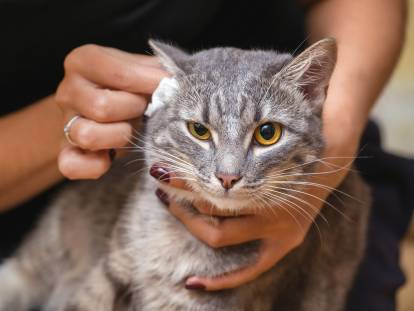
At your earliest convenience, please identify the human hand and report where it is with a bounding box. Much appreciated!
[149,113,361,291]
[56,45,169,179]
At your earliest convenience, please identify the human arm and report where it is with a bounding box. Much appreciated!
[308,0,407,154]
[0,46,167,212]
[0,96,63,212]
[158,0,407,290]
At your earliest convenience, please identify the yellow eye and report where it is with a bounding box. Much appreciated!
[188,122,211,140]
[254,122,282,146]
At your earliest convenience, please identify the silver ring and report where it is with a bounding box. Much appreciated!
[64,115,81,146]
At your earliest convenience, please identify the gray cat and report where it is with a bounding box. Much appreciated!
[0,38,370,311]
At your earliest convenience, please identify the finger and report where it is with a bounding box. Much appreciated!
[64,45,169,94]
[103,47,162,68]
[166,197,268,248]
[149,164,190,190]
[67,117,133,151]
[57,76,149,123]
[185,239,286,291]
[58,146,112,180]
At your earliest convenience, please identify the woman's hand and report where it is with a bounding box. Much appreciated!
[55,44,168,179]
[169,0,402,293]
[149,110,361,291]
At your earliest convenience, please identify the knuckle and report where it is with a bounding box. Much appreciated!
[195,204,210,215]
[64,44,98,71]
[81,43,100,54]
[206,230,224,248]
[119,123,133,142]
[291,233,305,248]
[90,93,111,122]
[111,68,133,90]
[58,156,77,180]
[91,159,110,179]
[55,80,71,106]
[64,48,83,72]
[76,124,97,149]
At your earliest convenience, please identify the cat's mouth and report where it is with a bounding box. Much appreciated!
[165,175,262,212]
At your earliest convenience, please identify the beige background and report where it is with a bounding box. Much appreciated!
[370,2,414,310]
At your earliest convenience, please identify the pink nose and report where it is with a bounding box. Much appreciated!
[215,173,242,189]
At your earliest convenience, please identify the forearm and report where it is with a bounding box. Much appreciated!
[0,96,64,211]
[306,0,406,137]
[0,162,61,211]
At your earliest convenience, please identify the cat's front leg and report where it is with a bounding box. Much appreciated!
[63,246,134,311]
[0,259,46,311]
[62,259,120,311]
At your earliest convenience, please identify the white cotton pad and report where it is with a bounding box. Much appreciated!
[144,77,179,117]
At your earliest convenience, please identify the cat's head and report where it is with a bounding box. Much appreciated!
[144,39,336,211]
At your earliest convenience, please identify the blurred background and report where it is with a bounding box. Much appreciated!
[371,1,414,310]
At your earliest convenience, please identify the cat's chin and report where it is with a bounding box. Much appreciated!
[196,188,255,212]
[161,184,254,213]
[205,194,253,212]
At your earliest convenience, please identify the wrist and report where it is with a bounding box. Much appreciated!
[322,98,368,152]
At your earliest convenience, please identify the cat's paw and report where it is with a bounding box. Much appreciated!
[0,260,38,311]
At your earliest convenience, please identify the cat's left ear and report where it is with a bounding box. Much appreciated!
[277,38,337,113]
[149,39,189,75]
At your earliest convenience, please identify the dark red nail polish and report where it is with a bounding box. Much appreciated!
[155,189,170,206]
[150,164,170,183]
[109,149,116,163]
[185,283,206,291]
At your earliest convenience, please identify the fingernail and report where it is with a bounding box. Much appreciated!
[150,164,170,183]
[109,149,116,163]
[185,282,206,291]
[155,189,170,206]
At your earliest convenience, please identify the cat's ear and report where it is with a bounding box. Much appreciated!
[149,39,189,75]
[277,38,337,113]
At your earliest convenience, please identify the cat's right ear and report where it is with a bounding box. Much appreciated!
[149,40,189,75]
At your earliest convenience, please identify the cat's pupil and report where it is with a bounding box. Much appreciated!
[260,123,275,140]
[194,123,208,136]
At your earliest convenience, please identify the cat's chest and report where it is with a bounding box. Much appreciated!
[124,182,206,282]
[123,179,258,285]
